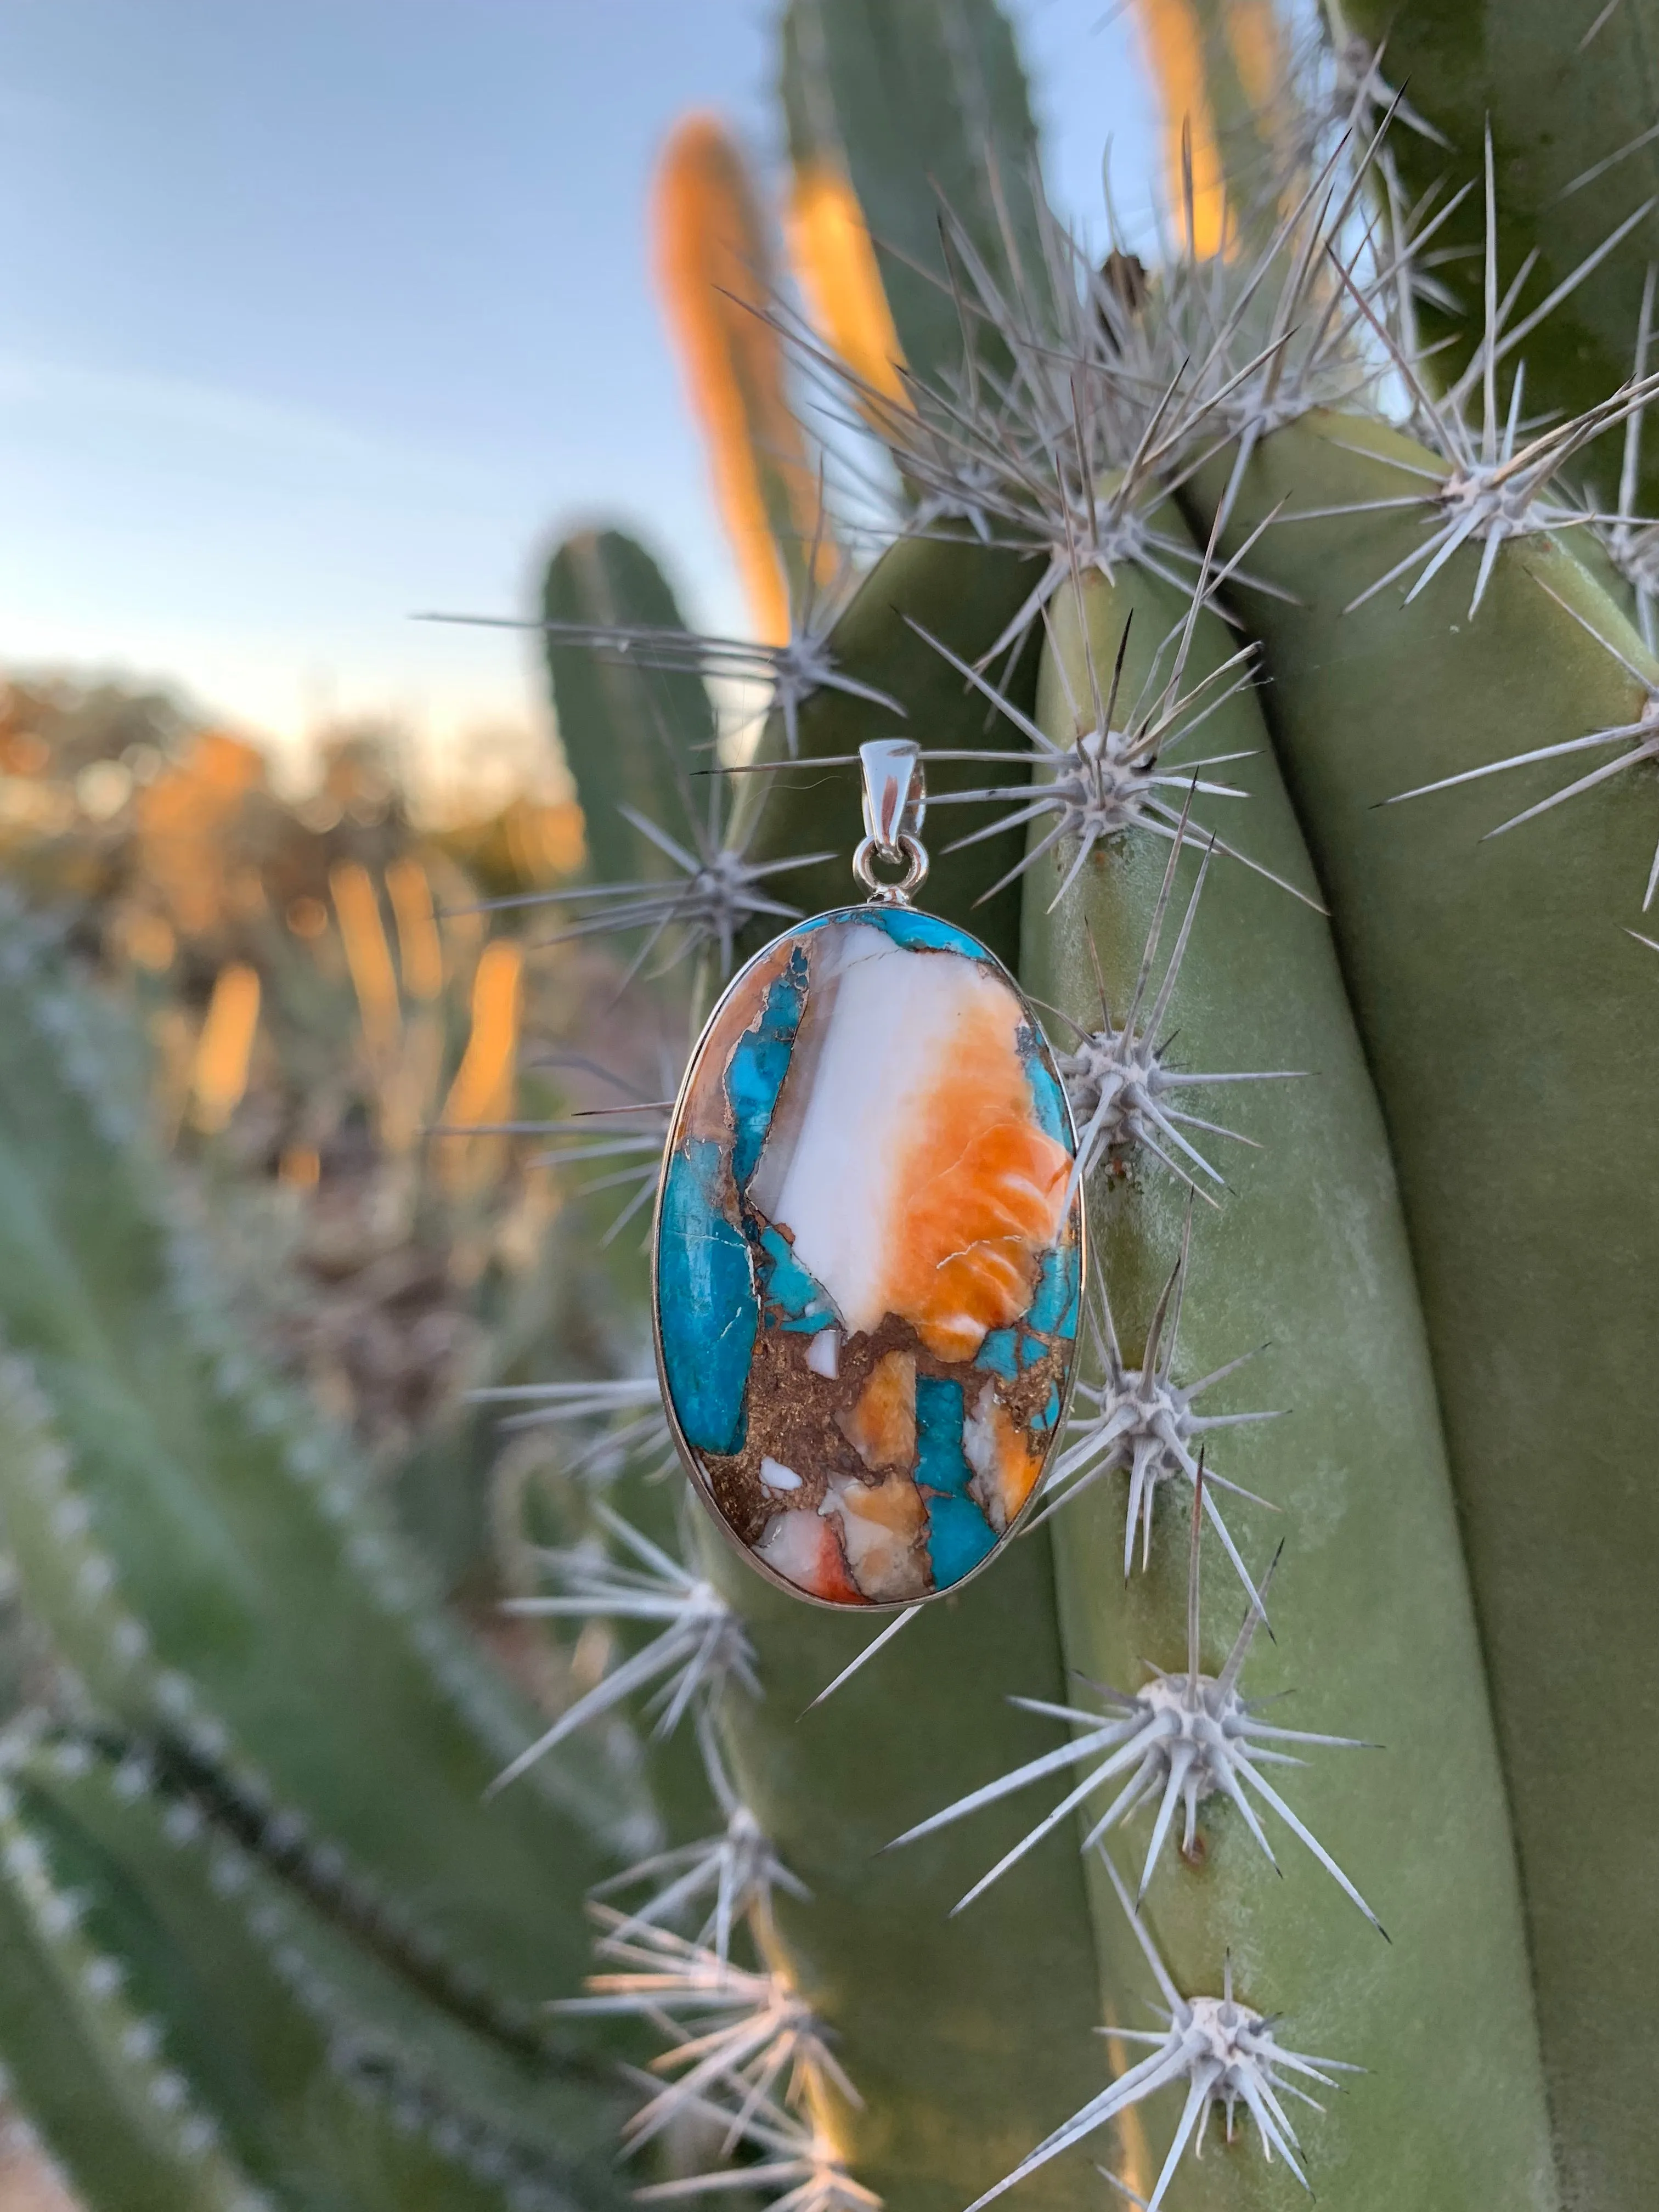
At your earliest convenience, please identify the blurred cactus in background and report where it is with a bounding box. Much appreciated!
[3,1,1659,2209]
[0,676,591,1492]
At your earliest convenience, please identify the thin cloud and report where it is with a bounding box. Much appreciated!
[0,349,500,492]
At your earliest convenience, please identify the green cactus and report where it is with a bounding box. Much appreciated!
[1333,0,1659,518]
[11,3,1659,2210]
[497,5,1659,2210]
[0,904,651,2203]
[7,1729,630,2209]
[1177,408,1659,2208]
[777,0,1047,388]
[541,530,718,891]
[1023,538,1555,2209]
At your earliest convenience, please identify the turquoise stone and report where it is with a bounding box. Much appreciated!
[758,1226,839,1333]
[655,906,1084,1608]
[916,1378,1003,1589]
[859,907,973,955]
[975,1329,1022,1381]
[923,1492,1003,1585]
[1023,1037,1072,1147]
[1028,1243,1081,1339]
[915,1377,970,1492]
[726,950,808,1190]
[657,1139,757,1455]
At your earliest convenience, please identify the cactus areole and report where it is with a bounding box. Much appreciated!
[652,742,1085,1607]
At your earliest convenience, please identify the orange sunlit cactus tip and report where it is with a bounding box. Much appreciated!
[190,963,261,1135]
[652,112,827,644]
[1131,0,1228,258]
[787,164,909,408]
[385,856,444,1003]
[438,938,524,1189]
[329,861,402,1059]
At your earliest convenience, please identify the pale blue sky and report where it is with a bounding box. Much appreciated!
[0,1,1158,787]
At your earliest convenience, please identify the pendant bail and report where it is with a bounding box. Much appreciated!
[854,740,929,905]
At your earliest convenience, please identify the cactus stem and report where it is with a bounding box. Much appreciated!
[492,1504,758,1795]
[766,289,1005,544]
[1600,273,1659,650]
[975,467,1249,673]
[1383,573,1659,905]
[631,2083,879,2210]
[1556,111,1659,201]
[775,160,1352,605]
[970,362,1311,670]
[890,1471,1378,1927]
[1323,25,1449,150]
[969,1853,1357,2212]
[1578,0,1628,51]
[1029,1212,1282,1609]
[0,1776,268,2200]
[29,1741,592,2200]
[590,1717,809,1967]
[1443,126,1657,425]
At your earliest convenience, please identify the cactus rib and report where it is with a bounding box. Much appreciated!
[591,1718,810,1967]
[1382,573,1659,906]
[1182,399,1659,2206]
[1026,522,1556,2209]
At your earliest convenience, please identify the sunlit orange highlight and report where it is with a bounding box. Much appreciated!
[441,938,524,1138]
[881,992,1070,1362]
[1132,0,1228,258]
[122,912,176,973]
[1227,0,1285,115]
[653,114,826,643]
[279,1145,321,1190]
[787,165,909,408]
[329,861,402,1058]
[385,856,444,1002]
[189,963,261,1134]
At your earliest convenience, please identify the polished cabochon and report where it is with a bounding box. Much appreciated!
[652,904,1085,1609]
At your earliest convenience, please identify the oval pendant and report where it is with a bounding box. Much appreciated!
[653,902,1085,1609]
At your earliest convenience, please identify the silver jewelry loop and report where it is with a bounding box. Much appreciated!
[856,738,929,905]
[853,832,929,904]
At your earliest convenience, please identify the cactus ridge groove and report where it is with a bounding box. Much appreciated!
[1029,1209,1283,1594]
